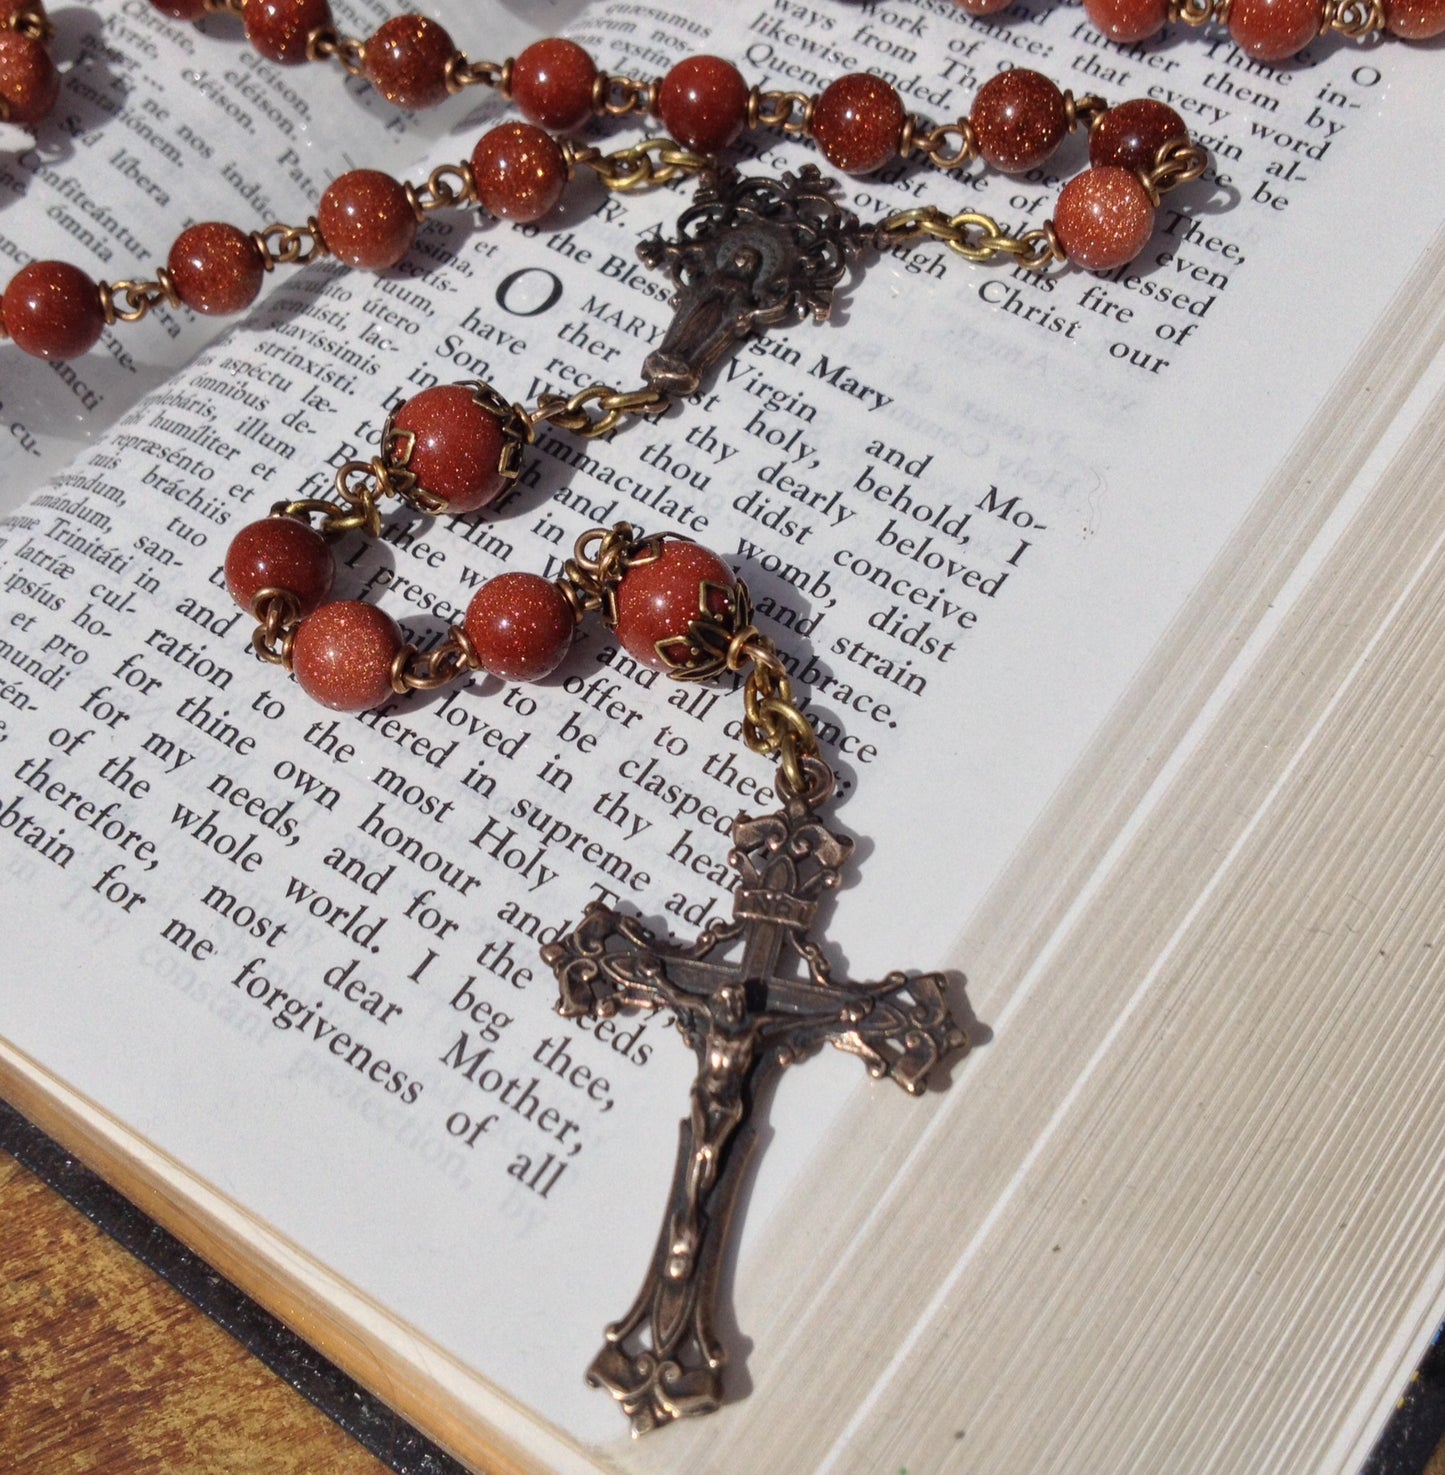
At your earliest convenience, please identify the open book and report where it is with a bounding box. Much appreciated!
[3,0,1445,1469]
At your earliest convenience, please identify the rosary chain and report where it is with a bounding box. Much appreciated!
[560,523,661,621]
[1168,0,1382,27]
[1137,138,1210,205]
[447,54,510,93]
[1169,0,1230,24]
[251,590,300,666]
[306,28,368,75]
[563,137,711,193]
[406,162,479,218]
[251,218,328,271]
[527,383,671,439]
[99,271,181,325]
[747,87,817,136]
[731,633,821,798]
[1065,91,1109,133]
[591,71,660,119]
[874,207,1064,268]
[1320,0,1387,33]
[902,118,979,171]
[270,450,396,538]
[389,627,479,694]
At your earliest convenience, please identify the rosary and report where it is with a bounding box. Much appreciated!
[7,0,1426,1438]
[1,0,1441,131]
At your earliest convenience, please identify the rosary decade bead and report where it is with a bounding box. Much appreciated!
[1227,0,1321,58]
[0,30,58,127]
[242,0,333,65]
[1384,0,1445,36]
[471,122,568,223]
[318,168,417,270]
[970,69,1069,174]
[390,383,512,512]
[657,55,749,154]
[224,516,335,616]
[148,0,208,18]
[1053,165,1156,271]
[364,14,455,111]
[1083,0,1171,41]
[510,37,597,132]
[464,572,575,682]
[2,260,104,360]
[952,0,1016,14]
[291,601,405,712]
[1089,98,1187,172]
[612,539,736,673]
[168,222,267,316]
[811,73,906,175]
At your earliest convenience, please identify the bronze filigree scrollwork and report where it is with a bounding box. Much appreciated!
[638,164,865,399]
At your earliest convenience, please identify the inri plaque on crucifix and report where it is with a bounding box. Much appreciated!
[542,759,965,1434]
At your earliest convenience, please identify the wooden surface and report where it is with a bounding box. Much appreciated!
[0,1148,390,1474]
[5,1133,1444,1475]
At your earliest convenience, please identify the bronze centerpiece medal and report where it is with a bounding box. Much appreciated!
[633,163,862,399]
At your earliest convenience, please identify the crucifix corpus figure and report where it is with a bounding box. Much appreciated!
[543,756,966,1435]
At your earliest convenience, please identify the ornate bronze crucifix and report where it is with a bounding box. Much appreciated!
[542,762,965,1434]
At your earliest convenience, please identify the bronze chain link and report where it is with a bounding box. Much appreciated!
[564,137,711,193]
[527,383,670,440]
[99,273,181,325]
[390,629,478,694]
[874,206,1064,269]
[251,219,328,270]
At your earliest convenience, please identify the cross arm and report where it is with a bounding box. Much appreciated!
[772,969,966,1096]
[543,899,726,1024]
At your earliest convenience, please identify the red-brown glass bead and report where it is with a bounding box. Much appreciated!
[364,15,454,110]
[612,540,735,673]
[465,573,574,682]
[811,73,905,175]
[510,37,596,132]
[148,0,208,18]
[952,0,1015,13]
[1089,99,1187,173]
[0,31,57,126]
[471,122,568,223]
[658,55,749,154]
[1053,166,1156,271]
[1227,0,1320,58]
[970,69,1069,174]
[1083,0,1170,40]
[318,169,417,270]
[168,222,266,317]
[1383,0,1445,35]
[291,602,403,712]
[2,260,104,360]
[242,0,332,64]
[390,384,509,513]
[224,517,335,616]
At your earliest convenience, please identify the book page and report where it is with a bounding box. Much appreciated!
[0,0,1442,1467]
[0,0,571,488]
